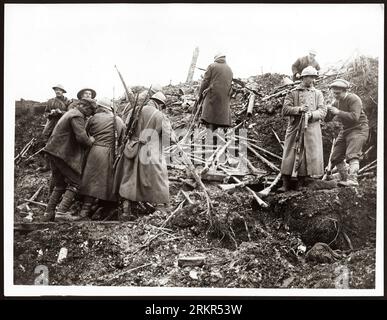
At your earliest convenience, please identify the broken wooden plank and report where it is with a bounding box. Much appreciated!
[219,166,268,208]
[359,159,377,174]
[202,170,228,182]
[235,135,282,160]
[218,180,248,191]
[247,93,255,116]
[22,147,45,162]
[178,256,206,267]
[258,173,282,197]
[181,190,194,205]
[23,199,47,207]
[244,143,280,172]
[18,185,44,210]
[174,142,214,225]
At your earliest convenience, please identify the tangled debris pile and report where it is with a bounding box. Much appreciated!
[13,55,378,288]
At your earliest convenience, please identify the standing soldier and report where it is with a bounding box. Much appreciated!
[41,97,97,222]
[279,66,327,192]
[113,91,175,220]
[78,97,126,219]
[39,84,71,172]
[198,52,233,131]
[118,83,163,123]
[292,50,321,81]
[68,88,97,109]
[326,79,369,187]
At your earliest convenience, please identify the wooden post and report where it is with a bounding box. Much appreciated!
[186,47,200,83]
[247,93,256,116]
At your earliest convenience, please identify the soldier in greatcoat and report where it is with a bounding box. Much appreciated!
[198,52,233,131]
[113,91,175,220]
[279,66,327,192]
[78,97,126,219]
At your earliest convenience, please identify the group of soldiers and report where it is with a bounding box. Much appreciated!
[37,50,369,222]
[40,85,173,222]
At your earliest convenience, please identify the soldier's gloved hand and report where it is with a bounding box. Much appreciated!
[296,73,301,79]
[89,136,95,145]
[299,105,309,113]
[306,111,313,120]
[328,105,340,115]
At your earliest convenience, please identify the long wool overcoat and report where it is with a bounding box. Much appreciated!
[80,111,125,201]
[44,108,93,175]
[280,84,327,177]
[199,57,233,126]
[113,100,171,204]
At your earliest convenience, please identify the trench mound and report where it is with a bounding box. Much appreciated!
[264,178,376,250]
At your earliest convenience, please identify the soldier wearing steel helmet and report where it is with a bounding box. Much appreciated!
[113,91,175,220]
[68,88,97,110]
[40,97,98,222]
[279,66,327,192]
[78,97,126,220]
[325,79,369,187]
[38,84,72,172]
[118,83,164,123]
[292,50,321,81]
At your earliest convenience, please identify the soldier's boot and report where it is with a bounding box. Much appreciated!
[56,186,78,215]
[294,176,306,190]
[277,175,291,193]
[121,200,136,221]
[41,187,65,222]
[79,200,93,219]
[338,159,359,187]
[336,161,349,182]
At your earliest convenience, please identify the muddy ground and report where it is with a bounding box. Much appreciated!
[13,56,378,289]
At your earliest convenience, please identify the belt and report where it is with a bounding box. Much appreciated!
[342,123,368,134]
[93,142,112,148]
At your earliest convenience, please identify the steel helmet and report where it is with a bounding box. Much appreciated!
[300,66,318,77]
[329,79,350,89]
[151,91,167,105]
[52,84,67,93]
[96,97,113,111]
[77,88,97,100]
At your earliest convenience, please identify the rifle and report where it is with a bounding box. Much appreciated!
[191,89,207,115]
[291,112,308,179]
[232,78,264,97]
[113,86,152,168]
[114,65,134,106]
[196,67,263,97]
[322,138,336,181]
[112,99,118,161]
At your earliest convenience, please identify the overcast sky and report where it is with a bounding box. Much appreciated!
[4,3,384,101]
